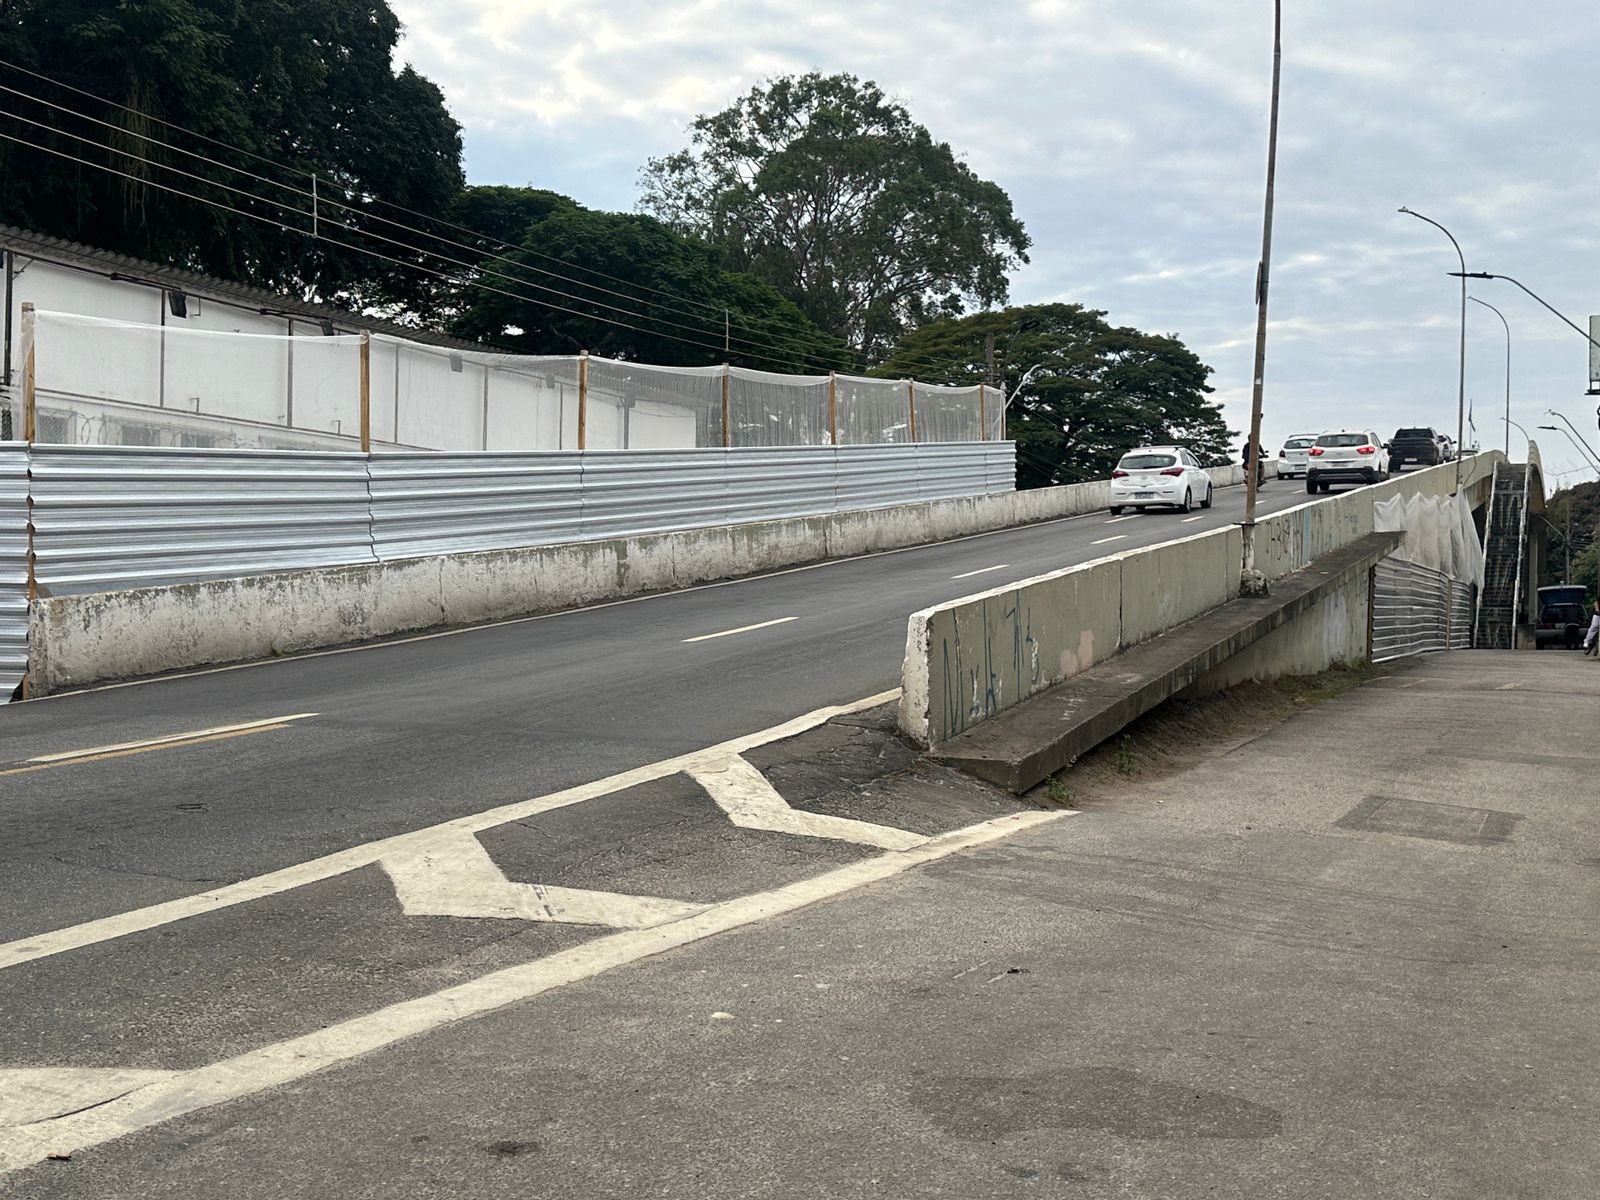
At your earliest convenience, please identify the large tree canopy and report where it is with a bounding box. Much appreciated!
[444,187,849,372]
[0,0,463,310]
[874,303,1234,488]
[640,72,1030,363]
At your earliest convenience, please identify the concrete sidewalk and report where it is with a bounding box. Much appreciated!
[9,650,1600,1199]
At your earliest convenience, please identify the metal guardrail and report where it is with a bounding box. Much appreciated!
[0,444,27,698]
[24,443,1015,592]
[1372,556,1476,663]
[29,446,377,593]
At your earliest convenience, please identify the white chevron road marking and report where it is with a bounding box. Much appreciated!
[688,754,926,851]
[380,832,703,928]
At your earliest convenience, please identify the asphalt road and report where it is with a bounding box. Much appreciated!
[7,651,1595,1198]
[0,479,1321,942]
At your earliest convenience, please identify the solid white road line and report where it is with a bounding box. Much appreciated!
[0,809,1070,1175]
[688,754,926,851]
[1091,535,1129,546]
[22,714,318,765]
[0,690,900,973]
[0,1069,179,1128]
[381,832,704,928]
[950,564,1010,580]
[681,616,797,644]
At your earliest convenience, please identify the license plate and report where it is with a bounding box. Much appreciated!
[1133,491,1155,498]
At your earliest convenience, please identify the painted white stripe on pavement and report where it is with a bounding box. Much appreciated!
[0,809,1070,1175]
[1181,515,1206,523]
[688,754,926,851]
[1091,535,1129,545]
[23,714,318,764]
[1104,515,1138,524]
[0,690,900,973]
[0,1069,177,1128]
[380,832,704,928]
[950,564,1010,580]
[681,616,797,643]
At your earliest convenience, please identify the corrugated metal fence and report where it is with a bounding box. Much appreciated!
[0,445,27,699]
[1371,556,1476,663]
[25,442,1015,595]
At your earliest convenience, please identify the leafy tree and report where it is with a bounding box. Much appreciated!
[1541,480,1600,592]
[0,0,463,310]
[874,303,1233,489]
[444,187,849,372]
[640,72,1029,362]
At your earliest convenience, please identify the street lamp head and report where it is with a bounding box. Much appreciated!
[1448,271,1495,280]
[1537,425,1559,431]
[1397,206,1411,214]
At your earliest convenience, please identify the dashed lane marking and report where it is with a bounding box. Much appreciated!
[681,616,798,643]
[1,714,318,777]
[1181,515,1206,523]
[0,691,899,973]
[950,564,1010,580]
[1091,535,1129,546]
[688,754,926,851]
[1104,515,1138,524]
[0,809,1070,1175]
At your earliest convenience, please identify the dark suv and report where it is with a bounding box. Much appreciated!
[1388,427,1443,472]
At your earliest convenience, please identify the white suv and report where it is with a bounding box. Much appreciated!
[1109,446,1214,514]
[1306,429,1389,493]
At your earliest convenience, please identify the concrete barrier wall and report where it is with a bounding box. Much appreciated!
[26,467,1250,696]
[900,453,1507,748]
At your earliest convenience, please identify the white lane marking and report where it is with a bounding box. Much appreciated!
[688,754,926,851]
[0,1069,177,1128]
[381,832,703,928]
[1091,535,1129,545]
[950,564,1010,580]
[23,714,318,764]
[1104,515,1138,524]
[0,690,899,973]
[1181,515,1206,524]
[0,809,1070,1174]
[681,616,797,644]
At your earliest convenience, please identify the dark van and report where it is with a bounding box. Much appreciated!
[1536,585,1590,649]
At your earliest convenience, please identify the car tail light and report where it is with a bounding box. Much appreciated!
[1357,445,1377,455]
[1111,469,1129,478]
[1160,467,1184,477]
[1309,447,1324,456]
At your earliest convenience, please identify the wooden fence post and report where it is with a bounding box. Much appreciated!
[20,302,36,444]
[907,380,918,443]
[577,353,589,450]
[358,333,372,452]
[978,382,987,442]
[721,364,732,448]
[828,371,838,446]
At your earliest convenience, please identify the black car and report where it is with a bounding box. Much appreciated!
[1388,427,1443,472]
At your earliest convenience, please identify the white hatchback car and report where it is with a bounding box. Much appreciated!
[1109,446,1214,514]
[1278,434,1317,478]
[1305,429,1389,493]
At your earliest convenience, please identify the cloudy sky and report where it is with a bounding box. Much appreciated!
[391,0,1600,486]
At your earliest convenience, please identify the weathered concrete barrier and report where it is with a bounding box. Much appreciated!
[24,465,1249,696]
[899,453,1503,748]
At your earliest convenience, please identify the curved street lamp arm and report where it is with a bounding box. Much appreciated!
[1455,272,1600,353]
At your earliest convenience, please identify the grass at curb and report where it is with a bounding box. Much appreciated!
[1031,662,1392,808]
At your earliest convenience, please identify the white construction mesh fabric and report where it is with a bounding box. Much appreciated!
[835,375,912,445]
[987,384,1007,442]
[584,358,721,450]
[29,310,362,448]
[377,338,578,451]
[913,383,984,443]
[727,367,830,447]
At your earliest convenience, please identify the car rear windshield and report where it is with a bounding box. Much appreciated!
[1284,437,1315,449]
[1395,428,1431,439]
[1316,433,1369,447]
[1119,454,1176,469]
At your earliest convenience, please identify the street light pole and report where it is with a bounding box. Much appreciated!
[1399,207,1467,493]
[1501,416,1529,444]
[1537,425,1600,471]
[1242,0,1282,586]
[1454,272,1600,354]
[1543,411,1600,467]
[1469,295,1511,458]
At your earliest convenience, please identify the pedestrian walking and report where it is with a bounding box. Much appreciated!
[1583,601,1600,657]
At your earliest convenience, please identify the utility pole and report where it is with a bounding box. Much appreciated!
[1241,0,1282,588]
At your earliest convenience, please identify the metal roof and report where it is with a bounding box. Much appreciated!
[0,224,485,351]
